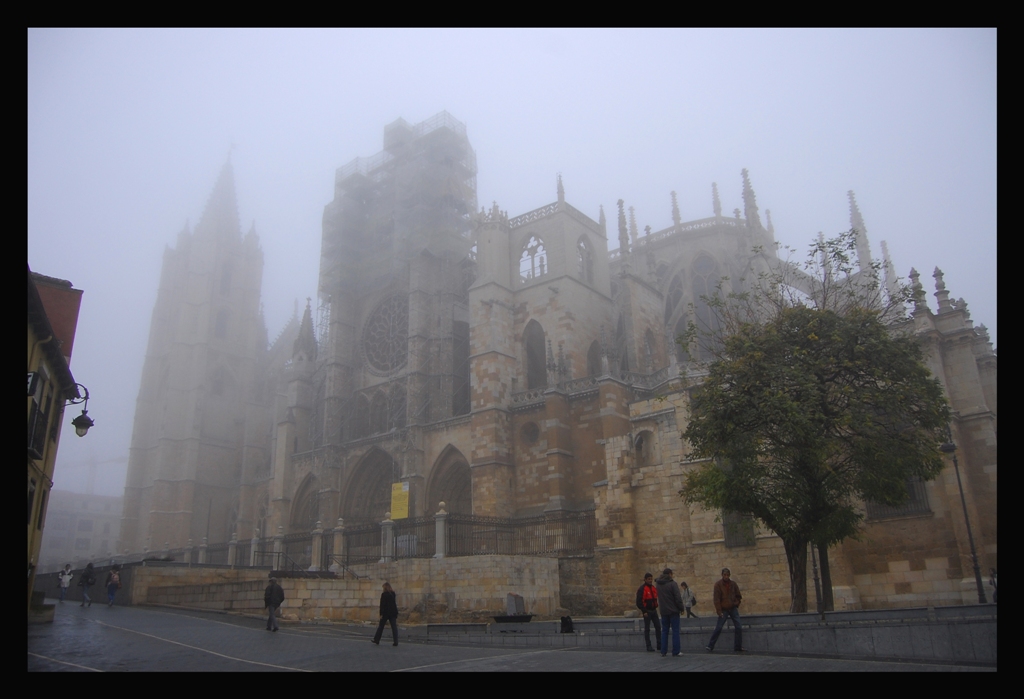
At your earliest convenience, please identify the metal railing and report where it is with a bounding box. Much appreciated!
[394,517,436,559]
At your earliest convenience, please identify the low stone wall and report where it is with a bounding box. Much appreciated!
[103,555,561,624]
[425,605,997,665]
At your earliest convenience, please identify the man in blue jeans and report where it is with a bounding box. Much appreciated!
[706,567,744,652]
[655,568,684,657]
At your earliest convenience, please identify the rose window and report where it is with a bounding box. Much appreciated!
[363,295,409,374]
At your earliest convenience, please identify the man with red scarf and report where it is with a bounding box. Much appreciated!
[706,567,744,652]
[635,572,661,652]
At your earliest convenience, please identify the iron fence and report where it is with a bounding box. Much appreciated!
[283,533,313,569]
[394,517,436,559]
[343,524,382,567]
[447,511,596,556]
[206,543,230,566]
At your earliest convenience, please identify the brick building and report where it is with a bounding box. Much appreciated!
[120,112,996,613]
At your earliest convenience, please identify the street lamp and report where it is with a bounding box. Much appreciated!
[939,425,986,604]
[67,383,95,437]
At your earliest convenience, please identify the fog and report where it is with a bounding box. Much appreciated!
[27,28,996,498]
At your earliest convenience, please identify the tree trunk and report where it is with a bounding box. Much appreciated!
[783,537,808,613]
[817,543,835,612]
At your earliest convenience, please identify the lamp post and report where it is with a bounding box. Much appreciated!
[67,383,95,437]
[939,425,986,604]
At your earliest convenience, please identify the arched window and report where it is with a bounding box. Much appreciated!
[664,270,685,325]
[586,340,603,377]
[524,319,547,389]
[389,384,407,430]
[577,237,594,283]
[220,264,232,295]
[519,236,547,283]
[370,392,388,435]
[352,394,371,440]
[692,254,722,362]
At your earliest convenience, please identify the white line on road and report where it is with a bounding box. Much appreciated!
[390,646,579,672]
[28,651,104,672]
[91,619,312,671]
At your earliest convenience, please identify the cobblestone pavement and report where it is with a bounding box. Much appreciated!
[28,601,993,672]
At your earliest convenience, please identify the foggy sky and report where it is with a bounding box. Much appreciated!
[27,28,997,497]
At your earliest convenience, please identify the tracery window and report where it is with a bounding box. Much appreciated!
[524,319,547,389]
[577,237,593,284]
[691,254,722,362]
[520,236,547,283]
[363,295,409,374]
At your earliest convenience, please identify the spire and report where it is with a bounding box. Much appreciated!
[712,183,722,218]
[598,205,607,236]
[933,266,953,313]
[671,191,681,228]
[617,200,631,273]
[880,240,900,301]
[557,173,565,204]
[293,298,317,361]
[741,169,762,230]
[195,156,241,239]
[909,267,928,315]
[765,209,774,238]
[847,190,872,272]
[628,206,639,247]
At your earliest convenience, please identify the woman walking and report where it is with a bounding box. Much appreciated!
[371,582,399,646]
[58,564,73,602]
[681,581,699,618]
[105,566,122,607]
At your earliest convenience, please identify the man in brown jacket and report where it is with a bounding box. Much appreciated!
[705,567,744,652]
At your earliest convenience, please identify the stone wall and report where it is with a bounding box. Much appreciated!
[117,556,561,624]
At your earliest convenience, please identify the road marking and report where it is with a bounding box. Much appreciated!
[391,645,578,672]
[91,620,312,671]
[28,651,103,672]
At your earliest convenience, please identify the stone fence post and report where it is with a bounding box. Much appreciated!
[273,526,285,570]
[434,502,448,559]
[309,521,323,571]
[250,530,260,567]
[198,536,208,564]
[228,533,238,568]
[185,539,194,567]
[330,518,345,572]
[380,512,395,564]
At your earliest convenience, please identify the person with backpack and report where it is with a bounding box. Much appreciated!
[57,564,73,603]
[105,566,122,607]
[635,572,661,652]
[78,562,96,607]
[681,581,698,618]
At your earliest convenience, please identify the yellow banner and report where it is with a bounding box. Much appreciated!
[390,481,410,520]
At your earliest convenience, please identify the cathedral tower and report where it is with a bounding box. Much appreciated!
[120,160,268,551]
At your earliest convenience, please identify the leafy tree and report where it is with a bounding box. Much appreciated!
[678,232,950,612]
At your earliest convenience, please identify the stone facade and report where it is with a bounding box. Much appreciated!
[121,111,997,614]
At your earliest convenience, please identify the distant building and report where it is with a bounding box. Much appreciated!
[37,490,123,572]
[120,112,996,612]
[28,268,84,611]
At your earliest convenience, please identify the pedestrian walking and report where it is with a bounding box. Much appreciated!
[105,566,122,607]
[655,568,684,657]
[264,576,285,631]
[78,562,96,607]
[371,582,399,646]
[58,564,73,603]
[706,567,744,652]
[635,572,661,652]
[680,581,698,618]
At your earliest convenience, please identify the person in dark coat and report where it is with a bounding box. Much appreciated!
[655,568,684,657]
[264,577,285,631]
[372,582,399,646]
[635,572,661,652]
[78,562,96,607]
[706,567,744,652]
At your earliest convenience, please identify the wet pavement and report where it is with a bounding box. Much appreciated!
[28,599,994,672]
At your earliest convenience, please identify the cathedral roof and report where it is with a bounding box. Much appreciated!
[195,157,241,239]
